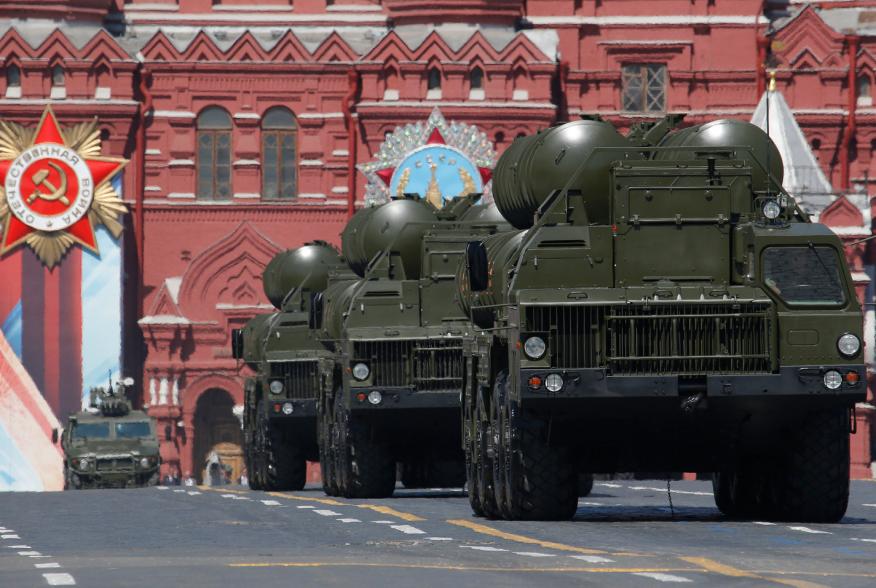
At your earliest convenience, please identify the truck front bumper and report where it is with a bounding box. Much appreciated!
[347,387,459,413]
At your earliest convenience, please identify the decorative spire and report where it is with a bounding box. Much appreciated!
[768,70,777,93]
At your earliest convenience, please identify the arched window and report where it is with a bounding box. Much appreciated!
[261,107,298,199]
[427,67,442,99]
[51,64,64,87]
[197,107,232,199]
[470,66,484,100]
[858,75,872,107]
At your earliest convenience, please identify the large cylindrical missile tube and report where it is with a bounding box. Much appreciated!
[262,241,342,309]
[343,199,438,279]
[655,119,783,189]
[492,119,635,229]
[456,229,527,328]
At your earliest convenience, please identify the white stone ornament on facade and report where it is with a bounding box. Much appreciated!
[358,108,496,207]
[171,378,179,406]
[158,377,168,405]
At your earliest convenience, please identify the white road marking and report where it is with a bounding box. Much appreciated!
[596,483,622,488]
[313,510,342,517]
[173,489,186,493]
[233,496,250,501]
[851,538,876,543]
[788,526,832,535]
[570,555,615,564]
[2,534,21,539]
[187,491,201,496]
[514,552,556,558]
[42,572,76,586]
[372,520,398,524]
[753,522,776,526]
[156,486,169,490]
[427,537,454,541]
[627,485,712,496]
[261,500,281,506]
[863,504,876,508]
[35,563,61,569]
[461,546,508,552]
[30,555,53,558]
[7,545,31,548]
[390,525,426,535]
[19,551,41,556]
[580,501,604,506]
[296,505,315,509]
[634,572,692,583]
[337,518,361,523]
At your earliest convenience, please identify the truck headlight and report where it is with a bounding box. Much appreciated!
[544,373,564,392]
[523,336,546,360]
[269,380,284,394]
[78,458,89,470]
[140,457,150,468]
[823,370,843,390]
[352,363,370,381]
[762,200,782,220]
[837,333,860,358]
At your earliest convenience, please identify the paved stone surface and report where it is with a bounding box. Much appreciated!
[1,480,875,587]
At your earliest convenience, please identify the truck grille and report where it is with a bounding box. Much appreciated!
[353,338,463,391]
[97,457,133,471]
[525,301,772,375]
[272,360,320,400]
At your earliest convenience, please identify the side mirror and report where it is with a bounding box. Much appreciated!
[309,292,324,330]
[52,428,59,444]
[230,328,243,360]
[465,241,489,292]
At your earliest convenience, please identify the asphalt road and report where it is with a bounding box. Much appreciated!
[1,479,875,587]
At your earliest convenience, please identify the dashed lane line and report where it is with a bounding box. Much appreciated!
[626,486,713,497]
[372,520,397,524]
[35,563,61,569]
[460,546,508,552]
[1,534,21,539]
[754,522,777,526]
[187,491,201,496]
[787,527,832,535]
[228,561,699,575]
[513,552,556,558]
[851,538,876,543]
[313,510,342,517]
[266,492,345,507]
[42,572,76,586]
[680,556,827,588]
[447,519,610,556]
[390,525,426,535]
[863,504,876,508]
[634,572,692,583]
[7,544,31,548]
[296,506,315,509]
[18,551,42,556]
[570,555,615,564]
[337,518,361,523]
[427,537,454,541]
[356,504,425,522]
[260,500,281,506]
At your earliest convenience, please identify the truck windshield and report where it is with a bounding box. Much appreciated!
[762,246,846,306]
[115,422,151,438]
[73,423,110,439]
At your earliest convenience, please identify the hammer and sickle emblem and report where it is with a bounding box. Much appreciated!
[27,162,70,206]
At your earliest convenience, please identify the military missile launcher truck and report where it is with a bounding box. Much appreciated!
[459,116,865,522]
[62,379,160,489]
[316,196,510,498]
[232,241,350,491]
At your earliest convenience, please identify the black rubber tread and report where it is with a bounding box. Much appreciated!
[475,383,501,519]
[492,374,511,519]
[466,449,485,517]
[335,397,396,499]
[463,376,485,516]
[497,372,577,521]
[769,408,850,523]
[255,401,307,491]
[318,400,338,496]
[712,469,769,519]
[578,474,594,498]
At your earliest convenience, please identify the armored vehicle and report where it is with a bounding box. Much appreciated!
[317,196,510,497]
[61,378,160,489]
[459,116,865,522]
[232,241,349,491]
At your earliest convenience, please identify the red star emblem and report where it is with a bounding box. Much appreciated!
[0,107,126,258]
[373,127,492,189]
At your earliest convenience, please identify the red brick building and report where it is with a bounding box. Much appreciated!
[1,0,874,481]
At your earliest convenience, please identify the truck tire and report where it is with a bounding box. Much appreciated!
[475,383,500,519]
[770,408,850,523]
[464,390,485,516]
[318,401,338,496]
[578,474,594,497]
[257,401,307,491]
[335,396,395,498]
[712,470,768,518]
[496,372,577,521]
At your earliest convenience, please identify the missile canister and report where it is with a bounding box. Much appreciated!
[262,241,343,309]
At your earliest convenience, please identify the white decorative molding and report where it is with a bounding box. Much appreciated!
[167,192,196,199]
[233,112,261,120]
[145,186,162,192]
[49,87,66,100]
[168,159,195,167]
[298,112,344,119]
[4,87,21,99]
[158,377,169,405]
[171,378,179,406]
[153,110,196,119]
[383,89,400,101]
[469,89,485,101]
[512,89,529,101]
[331,186,349,194]
[300,159,324,166]
[94,86,112,100]
[332,149,349,157]
[145,148,162,155]
[149,377,157,406]
[298,193,327,198]
[233,159,260,167]
[233,193,260,199]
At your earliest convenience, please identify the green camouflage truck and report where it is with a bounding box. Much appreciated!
[316,196,510,497]
[233,241,349,491]
[458,116,865,522]
[62,379,160,489]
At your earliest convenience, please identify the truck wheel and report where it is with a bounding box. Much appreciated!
[335,395,395,498]
[318,401,338,496]
[712,470,768,518]
[464,392,485,516]
[497,372,577,521]
[770,408,850,523]
[400,462,429,489]
[475,384,500,519]
[260,409,307,491]
[578,474,594,497]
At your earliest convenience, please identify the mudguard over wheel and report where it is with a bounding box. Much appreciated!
[334,396,395,498]
[769,409,850,523]
[494,372,577,521]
